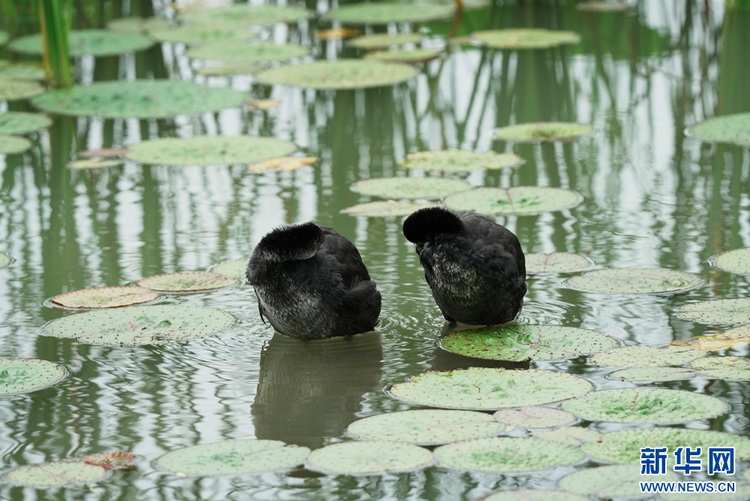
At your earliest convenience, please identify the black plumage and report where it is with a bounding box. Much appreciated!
[403,207,526,325]
[247,222,382,339]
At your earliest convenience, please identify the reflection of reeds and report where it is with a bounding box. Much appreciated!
[38,0,72,87]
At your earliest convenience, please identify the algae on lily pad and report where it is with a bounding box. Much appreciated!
[711,247,750,275]
[326,3,455,24]
[591,345,706,367]
[126,136,297,166]
[485,490,588,501]
[0,112,52,134]
[341,200,438,217]
[567,268,704,294]
[306,441,433,475]
[675,298,750,325]
[186,41,308,62]
[0,63,46,80]
[136,272,236,292]
[366,49,441,64]
[560,464,678,498]
[256,60,418,90]
[473,29,581,49]
[50,286,158,309]
[10,30,153,57]
[690,356,750,380]
[107,17,172,34]
[197,64,263,76]
[155,439,309,476]
[495,122,592,142]
[686,113,750,147]
[493,406,576,429]
[671,325,750,351]
[42,304,235,345]
[0,252,11,268]
[346,409,505,446]
[0,135,32,154]
[608,367,696,382]
[32,80,247,118]
[350,33,423,50]
[0,358,68,395]
[434,437,583,473]
[531,427,601,447]
[444,187,582,215]
[0,78,45,100]
[525,253,593,274]
[150,25,255,45]
[7,461,107,487]
[212,259,248,279]
[351,177,471,200]
[180,5,311,26]
[561,388,728,424]
[389,368,592,410]
[400,150,524,172]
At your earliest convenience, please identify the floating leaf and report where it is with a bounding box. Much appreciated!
[0,30,7,45]
[211,259,248,279]
[495,122,592,142]
[0,112,52,135]
[484,490,589,501]
[150,25,255,44]
[442,324,618,362]
[608,367,696,382]
[0,78,45,100]
[389,368,592,410]
[0,135,31,154]
[50,286,158,309]
[67,159,122,170]
[351,177,471,200]
[82,452,136,471]
[197,64,263,76]
[346,409,505,446]
[42,305,235,345]
[686,113,750,147]
[670,325,750,351]
[493,406,576,429]
[444,187,582,215]
[690,356,750,380]
[567,268,704,294]
[306,441,433,475]
[107,17,172,34]
[531,427,601,447]
[473,29,581,49]
[248,156,316,172]
[32,80,247,118]
[326,3,455,24]
[256,60,418,90]
[350,33,422,49]
[10,30,153,57]
[180,5,311,26]
[126,136,297,166]
[0,358,68,395]
[365,49,441,64]
[155,439,309,476]
[7,461,107,487]
[0,252,11,268]
[674,298,750,325]
[401,150,524,172]
[186,42,308,62]
[137,271,236,292]
[560,464,678,498]
[591,345,706,367]
[246,98,281,110]
[525,253,593,274]
[81,148,128,158]
[577,2,630,11]
[0,63,46,80]
[317,28,363,40]
[434,437,583,473]
[341,200,438,217]
[711,247,750,275]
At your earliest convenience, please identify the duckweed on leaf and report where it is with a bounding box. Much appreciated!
[351,177,471,200]
[0,111,52,134]
[686,113,750,147]
[493,406,576,429]
[349,33,423,50]
[211,259,248,279]
[7,461,107,487]
[675,298,750,325]
[180,5,311,26]
[10,30,153,57]
[306,441,433,475]
[0,135,31,154]
[400,150,523,172]
[495,122,592,141]
[325,3,455,24]
[711,247,750,275]
[567,268,704,294]
[560,464,678,498]
[0,78,45,100]
[608,367,697,382]
[256,60,418,89]
[341,200,438,217]
[50,286,158,309]
[186,42,309,62]
[531,427,601,447]
[136,272,236,292]
[591,345,706,367]
[670,325,750,351]
[444,187,582,215]
[525,253,593,274]
[0,358,68,395]
[690,356,750,380]
[126,136,297,166]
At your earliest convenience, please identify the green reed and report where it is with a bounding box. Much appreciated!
[39,0,73,87]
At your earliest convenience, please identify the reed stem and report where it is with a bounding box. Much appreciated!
[39,0,73,87]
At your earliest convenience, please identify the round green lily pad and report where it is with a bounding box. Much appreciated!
[442,325,618,362]
[608,367,696,381]
[186,41,308,62]
[256,60,418,90]
[582,427,750,464]
[326,3,455,24]
[350,33,423,50]
[126,136,297,166]
[675,298,750,325]
[493,406,576,429]
[401,150,524,172]
[591,345,707,367]
[0,112,52,135]
[485,491,588,501]
[180,5,311,26]
[473,29,581,50]
[0,78,45,100]
[136,271,236,292]
[0,135,31,154]
[712,247,750,275]
[107,17,172,34]
[341,200,439,217]
[42,304,235,345]
[50,286,158,309]
[7,461,106,487]
[150,25,255,45]
[0,63,46,80]
[562,388,727,423]
[531,427,602,446]
[525,253,593,274]
[577,2,630,11]
[306,441,433,475]
[495,122,592,142]
[351,177,471,200]
[686,113,750,147]
[32,80,247,118]
[560,464,678,498]
[346,409,505,446]
[389,368,592,410]
[0,252,11,268]
[0,358,68,395]
[10,29,153,57]
[444,186,582,215]
[671,324,750,351]
[197,64,263,76]
[567,268,704,294]
[690,356,750,380]
[211,259,248,279]
[434,437,583,473]
[155,439,310,476]
[366,49,441,64]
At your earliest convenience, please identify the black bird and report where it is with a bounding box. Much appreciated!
[247,222,382,339]
[403,207,526,326]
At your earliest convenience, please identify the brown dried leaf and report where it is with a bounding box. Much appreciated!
[317,28,363,40]
[248,156,317,172]
[81,148,128,158]
[246,99,281,111]
[82,452,137,471]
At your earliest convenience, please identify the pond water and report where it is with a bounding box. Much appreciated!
[1,0,750,499]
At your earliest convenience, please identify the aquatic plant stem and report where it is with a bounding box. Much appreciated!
[39,0,73,87]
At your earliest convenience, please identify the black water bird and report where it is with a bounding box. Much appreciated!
[403,207,526,325]
[247,222,382,339]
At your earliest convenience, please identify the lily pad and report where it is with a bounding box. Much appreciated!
[442,324,618,362]
[350,33,423,50]
[0,31,7,45]
[711,247,750,275]
[0,78,45,100]
[567,268,704,294]
[306,441,433,475]
[126,136,297,166]
[186,41,308,62]
[525,253,593,274]
[388,368,592,410]
[32,80,247,118]
[0,252,11,268]
[341,200,438,217]
[0,135,31,154]
[561,388,727,423]
[577,2,630,11]
[351,177,471,200]
[495,122,592,142]
[690,356,750,379]
[675,298,750,325]
[10,30,153,57]
[197,64,263,76]
[434,437,583,473]
[155,439,309,476]
[0,358,68,395]
[444,187,582,215]
[0,63,46,80]
[346,409,505,446]
[180,5,311,26]
[150,25,255,44]
[136,271,236,292]
[608,367,697,381]
[256,60,418,90]
[366,49,441,64]
[7,461,107,487]
[82,452,136,471]
[41,304,235,345]
[326,3,455,24]
[211,259,248,279]
[248,156,317,172]
[484,491,588,501]
[67,159,122,170]
[50,286,158,309]
[493,406,576,429]
[686,113,750,147]
[560,464,678,498]
[318,28,363,40]
[107,17,172,34]
[670,325,750,351]
[401,150,524,172]
[591,345,707,367]
[81,148,127,158]
[472,29,581,49]
[531,427,601,446]
[0,112,52,134]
